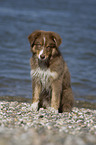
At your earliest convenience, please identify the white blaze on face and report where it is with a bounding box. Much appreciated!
[38,36,46,59]
[43,36,46,46]
[38,49,43,59]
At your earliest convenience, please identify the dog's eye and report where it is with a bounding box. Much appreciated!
[35,44,41,49]
[47,46,50,49]
[35,44,41,47]
[46,46,51,51]
[47,44,56,49]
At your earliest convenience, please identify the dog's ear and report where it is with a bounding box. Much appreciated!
[49,32,62,47]
[28,30,41,47]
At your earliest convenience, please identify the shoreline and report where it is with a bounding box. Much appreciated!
[0,95,96,110]
[0,96,96,145]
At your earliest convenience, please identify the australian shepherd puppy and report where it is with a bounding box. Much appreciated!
[28,30,74,113]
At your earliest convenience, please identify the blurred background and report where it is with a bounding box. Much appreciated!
[0,0,96,103]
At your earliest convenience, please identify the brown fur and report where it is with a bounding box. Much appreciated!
[28,30,74,112]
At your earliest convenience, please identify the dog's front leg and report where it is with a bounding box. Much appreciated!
[31,80,41,111]
[51,80,62,112]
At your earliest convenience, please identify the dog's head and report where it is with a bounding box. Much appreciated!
[28,30,62,61]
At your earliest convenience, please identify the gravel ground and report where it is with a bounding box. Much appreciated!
[0,101,96,145]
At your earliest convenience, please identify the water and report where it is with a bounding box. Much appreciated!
[0,0,96,103]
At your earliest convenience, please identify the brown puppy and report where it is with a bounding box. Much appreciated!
[28,30,74,113]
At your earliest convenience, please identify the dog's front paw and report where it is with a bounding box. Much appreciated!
[31,102,38,111]
[48,107,58,114]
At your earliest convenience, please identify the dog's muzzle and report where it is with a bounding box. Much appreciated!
[40,54,45,60]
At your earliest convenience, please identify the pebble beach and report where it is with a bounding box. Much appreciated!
[0,97,96,145]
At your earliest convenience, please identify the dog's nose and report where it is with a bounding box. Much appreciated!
[40,54,45,59]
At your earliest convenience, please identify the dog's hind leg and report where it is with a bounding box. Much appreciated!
[59,67,74,112]
[59,88,74,112]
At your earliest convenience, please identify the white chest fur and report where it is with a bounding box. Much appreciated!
[30,67,58,88]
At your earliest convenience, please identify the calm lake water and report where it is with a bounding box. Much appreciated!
[0,0,96,103]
